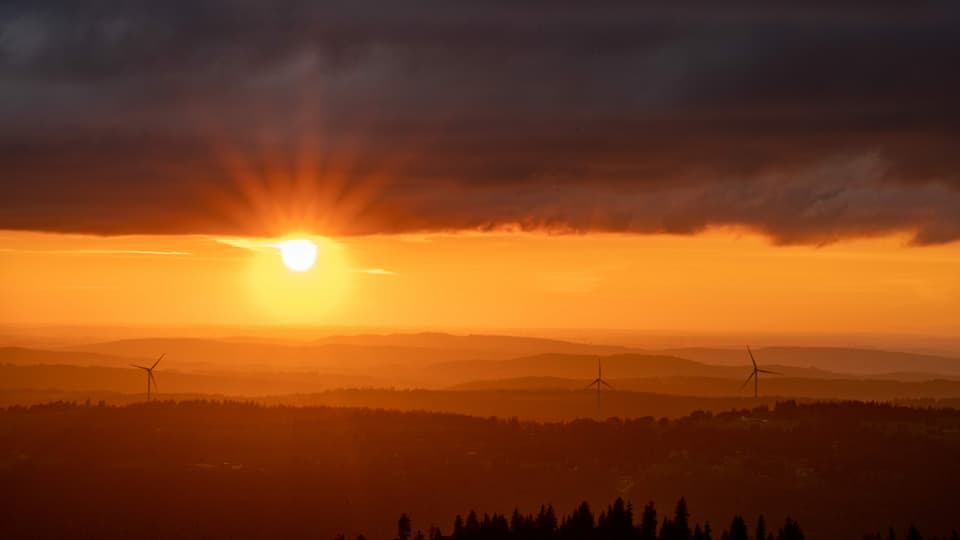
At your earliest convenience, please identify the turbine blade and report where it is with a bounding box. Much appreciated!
[747,346,757,370]
[757,369,782,375]
[583,379,602,390]
[149,371,159,391]
[600,379,614,390]
[131,364,150,371]
[151,353,165,370]
[740,372,756,389]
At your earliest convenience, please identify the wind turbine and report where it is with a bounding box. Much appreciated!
[131,354,164,401]
[742,346,780,399]
[584,358,613,418]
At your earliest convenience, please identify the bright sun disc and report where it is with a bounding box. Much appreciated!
[275,239,317,272]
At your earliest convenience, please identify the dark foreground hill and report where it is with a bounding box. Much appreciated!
[2,401,959,540]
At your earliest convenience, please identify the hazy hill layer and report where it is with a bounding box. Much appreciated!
[663,346,960,376]
[62,338,500,373]
[316,332,632,355]
[0,347,136,368]
[24,332,960,382]
[449,375,960,402]
[6,341,960,399]
[62,335,627,374]
[4,361,960,419]
[430,353,850,383]
[0,364,380,396]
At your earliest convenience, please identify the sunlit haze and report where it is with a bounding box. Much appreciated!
[1,230,957,336]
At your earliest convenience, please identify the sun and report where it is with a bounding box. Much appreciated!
[275,239,317,272]
[248,236,351,322]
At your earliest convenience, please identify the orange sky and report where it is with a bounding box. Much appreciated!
[1,229,957,336]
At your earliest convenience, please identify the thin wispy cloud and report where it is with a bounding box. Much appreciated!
[0,248,192,256]
[212,237,273,252]
[354,268,397,276]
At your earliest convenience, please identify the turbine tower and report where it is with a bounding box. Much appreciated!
[131,353,164,401]
[584,358,613,418]
[742,346,780,399]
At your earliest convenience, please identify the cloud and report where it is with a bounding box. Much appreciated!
[0,248,191,256]
[354,268,397,276]
[1,1,959,244]
[212,238,272,253]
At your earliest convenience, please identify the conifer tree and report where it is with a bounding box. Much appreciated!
[776,517,804,540]
[674,498,692,540]
[466,511,481,540]
[603,498,633,540]
[398,514,412,540]
[639,502,658,540]
[756,515,766,540]
[511,510,524,536]
[729,516,749,540]
[661,517,676,540]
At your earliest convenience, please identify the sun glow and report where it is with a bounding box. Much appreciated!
[245,236,352,323]
[275,239,318,272]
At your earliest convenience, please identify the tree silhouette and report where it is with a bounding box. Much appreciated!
[777,517,804,540]
[599,498,633,540]
[639,502,658,540]
[397,513,411,540]
[661,516,676,540]
[728,516,749,540]
[465,511,481,540]
[513,509,535,539]
[756,515,767,540]
[562,501,594,540]
[673,497,692,540]
[536,504,558,539]
[425,498,817,540]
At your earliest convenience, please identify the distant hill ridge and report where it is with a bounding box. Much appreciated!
[429,352,847,382]
[4,332,960,384]
[60,333,960,376]
[664,346,960,376]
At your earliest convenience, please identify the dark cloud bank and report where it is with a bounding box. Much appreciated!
[1,1,959,243]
